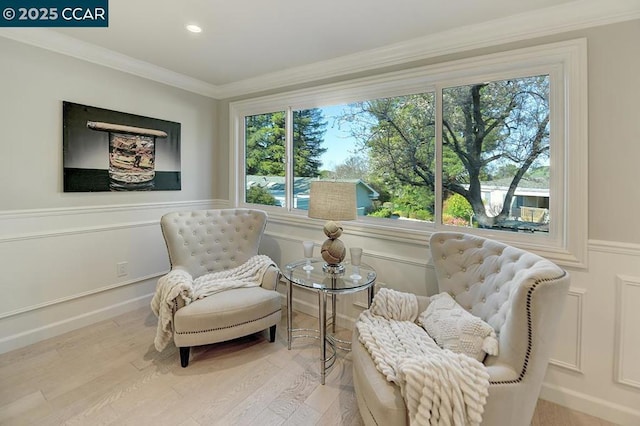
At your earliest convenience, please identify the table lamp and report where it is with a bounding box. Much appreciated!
[308,181,357,273]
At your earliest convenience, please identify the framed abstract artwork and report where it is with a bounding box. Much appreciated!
[63,101,181,192]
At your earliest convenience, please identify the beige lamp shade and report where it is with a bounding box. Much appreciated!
[308,181,357,221]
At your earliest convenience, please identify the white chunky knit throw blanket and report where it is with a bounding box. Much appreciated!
[150,254,276,351]
[356,288,490,426]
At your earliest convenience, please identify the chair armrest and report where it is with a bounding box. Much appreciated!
[260,265,280,291]
[484,272,569,383]
[416,295,431,314]
[162,267,193,312]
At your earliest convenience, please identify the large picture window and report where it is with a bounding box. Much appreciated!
[230,40,587,266]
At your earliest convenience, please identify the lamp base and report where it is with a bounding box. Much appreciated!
[322,263,345,274]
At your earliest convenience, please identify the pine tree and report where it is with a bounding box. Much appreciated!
[293,109,327,177]
[245,109,327,177]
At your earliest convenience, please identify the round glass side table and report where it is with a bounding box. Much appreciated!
[283,258,376,385]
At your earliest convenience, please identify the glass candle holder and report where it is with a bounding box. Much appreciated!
[302,241,314,271]
[349,247,363,280]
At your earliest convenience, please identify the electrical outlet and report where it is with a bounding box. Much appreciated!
[116,261,128,277]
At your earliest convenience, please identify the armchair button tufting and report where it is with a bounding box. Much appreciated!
[442,255,447,259]
[482,297,486,302]
[461,267,466,272]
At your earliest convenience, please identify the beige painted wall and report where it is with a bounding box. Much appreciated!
[0,36,218,210]
[0,36,220,352]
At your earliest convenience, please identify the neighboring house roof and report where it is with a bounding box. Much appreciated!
[480,176,549,190]
[465,176,550,198]
[246,175,379,199]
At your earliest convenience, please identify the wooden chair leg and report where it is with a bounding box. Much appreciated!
[180,347,190,367]
[269,324,276,342]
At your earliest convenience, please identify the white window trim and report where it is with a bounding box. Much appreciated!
[229,39,588,268]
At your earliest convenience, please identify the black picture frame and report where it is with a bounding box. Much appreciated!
[63,101,181,192]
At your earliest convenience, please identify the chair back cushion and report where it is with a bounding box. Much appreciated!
[161,209,267,278]
[429,232,566,334]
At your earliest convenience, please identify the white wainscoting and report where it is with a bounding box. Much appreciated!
[0,199,221,354]
[615,275,640,390]
[549,287,585,373]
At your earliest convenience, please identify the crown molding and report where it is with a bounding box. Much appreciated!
[0,0,638,100]
[216,0,640,98]
[0,27,220,98]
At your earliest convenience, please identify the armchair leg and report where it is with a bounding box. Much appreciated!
[269,324,276,342]
[180,347,190,368]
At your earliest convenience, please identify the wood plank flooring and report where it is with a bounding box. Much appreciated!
[0,306,616,426]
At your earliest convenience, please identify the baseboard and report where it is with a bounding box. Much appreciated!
[540,382,640,425]
[0,291,154,355]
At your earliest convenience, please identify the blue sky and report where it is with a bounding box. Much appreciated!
[318,104,359,171]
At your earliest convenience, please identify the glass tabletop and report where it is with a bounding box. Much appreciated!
[284,258,376,294]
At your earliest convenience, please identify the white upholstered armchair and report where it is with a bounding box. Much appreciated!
[156,209,281,367]
[352,231,570,425]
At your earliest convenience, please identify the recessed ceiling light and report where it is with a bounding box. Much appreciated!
[186,24,202,33]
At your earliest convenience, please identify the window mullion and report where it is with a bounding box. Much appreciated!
[285,107,294,212]
[434,86,443,228]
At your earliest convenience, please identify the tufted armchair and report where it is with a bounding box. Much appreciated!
[159,209,281,367]
[352,231,570,426]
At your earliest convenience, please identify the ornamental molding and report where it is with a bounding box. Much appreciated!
[0,0,638,99]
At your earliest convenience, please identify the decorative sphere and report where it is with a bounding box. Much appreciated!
[321,238,346,264]
[323,221,343,239]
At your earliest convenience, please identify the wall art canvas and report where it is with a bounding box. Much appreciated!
[63,101,181,192]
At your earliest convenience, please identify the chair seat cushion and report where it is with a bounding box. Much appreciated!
[352,327,408,426]
[174,286,281,334]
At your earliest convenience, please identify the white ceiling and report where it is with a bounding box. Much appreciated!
[2,0,639,97]
[55,0,575,86]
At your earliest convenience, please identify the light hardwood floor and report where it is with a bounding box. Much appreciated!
[0,306,616,426]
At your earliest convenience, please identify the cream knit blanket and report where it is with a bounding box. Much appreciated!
[356,288,490,426]
[150,254,276,351]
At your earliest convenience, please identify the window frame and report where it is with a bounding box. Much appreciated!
[229,39,587,267]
